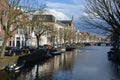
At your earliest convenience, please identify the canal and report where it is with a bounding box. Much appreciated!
[0,46,120,80]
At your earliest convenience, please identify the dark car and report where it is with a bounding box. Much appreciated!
[21,46,35,54]
[38,45,47,51]
[5,47,22,56]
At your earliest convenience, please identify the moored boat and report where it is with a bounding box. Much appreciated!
[5,60,26,72]
[50,51,63,56]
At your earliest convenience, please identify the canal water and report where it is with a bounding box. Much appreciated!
[0,46,120,80]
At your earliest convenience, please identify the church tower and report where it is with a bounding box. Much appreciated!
[71,16,74,30]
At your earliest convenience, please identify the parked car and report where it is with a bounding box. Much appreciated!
[44,44,53,50]
[21,46,35,54]
[53,44,61,49]
[38,45,47,51]
[5,47,22,56]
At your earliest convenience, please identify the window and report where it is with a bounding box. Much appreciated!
[1,10,5,15]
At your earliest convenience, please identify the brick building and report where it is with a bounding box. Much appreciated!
[0,0,18,47]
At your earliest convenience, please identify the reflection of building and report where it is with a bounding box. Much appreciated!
[14,52,75,80]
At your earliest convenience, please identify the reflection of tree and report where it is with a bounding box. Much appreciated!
[3,51,75,80]
[60,52,75,71]
[34,52,75,79]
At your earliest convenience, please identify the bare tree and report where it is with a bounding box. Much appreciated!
[84,0,120,49]
[0,0,29,58]
[48,26,58,45]
[59,28,73,47]
[31,13,54,48]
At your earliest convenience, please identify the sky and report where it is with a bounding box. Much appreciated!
[19,0,107,36]
[20,0,90,32]
[45,0,109,37]
[45,0,89,31]
[46,0,87,19]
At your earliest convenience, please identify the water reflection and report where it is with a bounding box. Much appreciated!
[1,46,120,80]
[32,51,75,80]
[0,51,75,80]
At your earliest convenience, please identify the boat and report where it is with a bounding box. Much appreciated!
[44,53,53,58]
[107,50,118,61]
[5,60,26,72]
[50,51,63,56]
[66,46,75,51]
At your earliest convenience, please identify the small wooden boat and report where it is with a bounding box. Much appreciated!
[5,60,25,72]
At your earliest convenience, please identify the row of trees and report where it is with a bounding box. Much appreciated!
[0,0,49,58]
[0,0,76,58]
[83,0,120,49]
[0,0,29,58]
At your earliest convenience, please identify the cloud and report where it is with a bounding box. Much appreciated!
[46,1,90,32]
[46,1,85,19]
[44,9,70,20]
[34,9,70,20]
[72,0,86,4]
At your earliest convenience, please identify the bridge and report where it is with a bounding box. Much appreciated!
[83,42,111,46]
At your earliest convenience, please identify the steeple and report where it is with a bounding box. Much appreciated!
[71,16,74,30]
[72,16,74,22]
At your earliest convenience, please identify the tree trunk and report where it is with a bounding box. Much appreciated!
[36,36,40,48]
[25,39,28,47]
[0,36,9,58]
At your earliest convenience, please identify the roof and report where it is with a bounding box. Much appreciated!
[57,20,72,27]
[33,14,56,22]
[81,32,89,36]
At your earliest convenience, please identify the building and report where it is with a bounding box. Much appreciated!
[0,1,75,47]
[30,14,75,46]
[0,0,16,47]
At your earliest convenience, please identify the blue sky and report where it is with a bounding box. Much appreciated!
[46,0,107,36]
[46,0,74,4]
[46,0,87,19]
[20,0,88,32]
[46,0,86,4]
[45,0,88,31]
[20,0,87,20]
